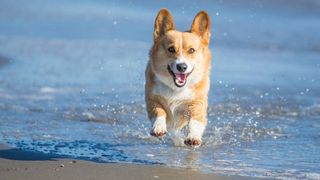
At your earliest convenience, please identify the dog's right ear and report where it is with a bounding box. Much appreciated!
[153,8,175,42]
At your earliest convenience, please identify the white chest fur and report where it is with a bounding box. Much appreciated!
[152,79,194,130]
[152,79,194,102]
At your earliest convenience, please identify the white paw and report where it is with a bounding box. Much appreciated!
[150,116,167,137]
[185,119,205,147]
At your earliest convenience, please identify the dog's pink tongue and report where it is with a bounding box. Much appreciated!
[176,73,187,82]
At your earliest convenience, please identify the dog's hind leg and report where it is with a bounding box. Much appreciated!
[169,108,189,146]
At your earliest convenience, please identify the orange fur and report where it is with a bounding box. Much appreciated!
[145,8,211,147]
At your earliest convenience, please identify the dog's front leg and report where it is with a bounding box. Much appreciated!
[150,116,167,137]
[146,100,167,138]
[184,119,206,147]
[184,100,207,147]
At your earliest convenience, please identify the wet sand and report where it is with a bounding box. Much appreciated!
[0,145,261,180]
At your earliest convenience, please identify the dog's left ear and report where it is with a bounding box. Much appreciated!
[191,11,211,45]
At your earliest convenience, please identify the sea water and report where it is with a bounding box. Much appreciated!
[0,0,319,179]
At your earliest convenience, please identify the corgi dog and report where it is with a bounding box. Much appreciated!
[145,8,211,147]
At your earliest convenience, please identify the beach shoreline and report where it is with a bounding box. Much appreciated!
[0,144,262,180]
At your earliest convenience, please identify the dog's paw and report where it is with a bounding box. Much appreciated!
[150,129,167,137]
[184,119,205,147]
[150,117,167,138]
[184,138,201,147]
[184,138,202,147]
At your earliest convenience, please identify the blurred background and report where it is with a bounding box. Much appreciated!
[0,0,320,179]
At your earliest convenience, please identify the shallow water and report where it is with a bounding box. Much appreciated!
[0,0,320,179]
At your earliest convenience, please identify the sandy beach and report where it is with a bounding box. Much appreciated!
[0,145,261,180]
[0,158,255,180]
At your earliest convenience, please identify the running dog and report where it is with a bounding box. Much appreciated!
[145,8,211,147]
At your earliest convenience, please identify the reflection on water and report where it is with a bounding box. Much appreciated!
[0,0,320,179]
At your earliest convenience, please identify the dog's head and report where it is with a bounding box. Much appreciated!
[150,8,211,88]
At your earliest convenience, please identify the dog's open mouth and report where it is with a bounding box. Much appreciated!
[167,65,193,87]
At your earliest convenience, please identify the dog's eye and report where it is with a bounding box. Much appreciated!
[168,46,175,53]
[188,48,195,54]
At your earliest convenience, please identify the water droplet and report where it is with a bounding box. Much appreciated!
[80,89,86,94]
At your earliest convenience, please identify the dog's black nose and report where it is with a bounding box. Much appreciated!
[176,63,188,72]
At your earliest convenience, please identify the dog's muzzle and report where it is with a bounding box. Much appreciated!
[167,65,193,87]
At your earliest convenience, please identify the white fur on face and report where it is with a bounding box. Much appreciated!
[169,56,193,74]
[151,116,167,134]
[170,33,194,74]
[187,119,205,140]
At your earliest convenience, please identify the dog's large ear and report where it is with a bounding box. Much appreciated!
[154,8,175,42]
[191,11,211,45]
